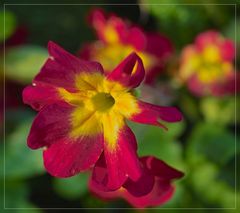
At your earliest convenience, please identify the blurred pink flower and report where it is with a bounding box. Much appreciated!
[179,30,237,96]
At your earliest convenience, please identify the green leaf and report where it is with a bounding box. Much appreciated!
[4,181,29,208]
[142,2,209,48]
[53,173,89,200]
[1,180,42,212]
[3,118,45,179]
[186,122,238,208]
[129,122,185,170]
[142,0,234,48]
[0,10,17,41]
[163,121,186,139]
[5,45,48,84]
[129,119,185,141]
[189,161,237,208]
[226,18,240,43]
[187,123,236,166]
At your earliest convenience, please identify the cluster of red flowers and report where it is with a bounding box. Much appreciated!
[23,9,185,208]
[22,8,236,208]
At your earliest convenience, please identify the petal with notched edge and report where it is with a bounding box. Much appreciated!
[34,41,104,90]
[130,101,182,129]
[22,83,60,111]
[28,102,104,178]
[27,102,73,149]
[107,52,145,88]
[43,133,103,178]
[27,101,103,150]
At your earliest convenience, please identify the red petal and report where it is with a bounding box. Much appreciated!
[91,154,155,197]
[43,133,103,177]
[27,102,73,149]
[187,75,206,96]
[220,39,235,61]
[126,27,146,50]
[90,177,175,208]
[91,125,141,191]
[123,156,183,207]
[145,32,173,59]
[123,179,175,208]
[130,101,182,129]
[124,156,183,198]
[141,156,184,180]
[195,30,220,51]
[22,83,60,111]
[104,125,142,190]
[90,156,183,208]
[34,41,103,90]
[211,73,237,96]
[90,154,109,192]
[89,8,127,44]
[123,167,154,197]
[89,175,121,201]
[107,52,145,88]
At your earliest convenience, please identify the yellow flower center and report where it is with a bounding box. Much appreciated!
[58,72,140,149]
[91,92,115,112]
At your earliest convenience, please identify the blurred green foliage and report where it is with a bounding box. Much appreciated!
[187,123,236,166]
[0,10,17,42]
[4,4,94,52]
[5,45,48,84]
[53,173,89,200]
[186,122,238,208]
[3,116,45,179]
[142,0,235,48]
[130,121,186,170]
[201,96,239,125]
[3,181,42,212]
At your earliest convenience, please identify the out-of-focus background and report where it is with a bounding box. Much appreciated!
[1,0,239,212]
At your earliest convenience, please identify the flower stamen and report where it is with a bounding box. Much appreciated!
[91,92,115,112]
